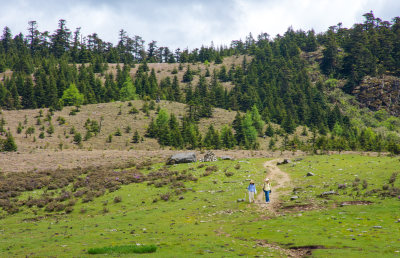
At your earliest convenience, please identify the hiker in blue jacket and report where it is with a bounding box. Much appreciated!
[247,180,257,203]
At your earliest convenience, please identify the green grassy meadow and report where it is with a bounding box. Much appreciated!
[1,154,400,257]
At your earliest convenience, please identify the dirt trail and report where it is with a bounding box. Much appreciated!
[256,159,291,214]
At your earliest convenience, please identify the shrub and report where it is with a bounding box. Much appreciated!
[160,193,171,201]
[205,166,218,172]
[45,202,57,212]
[362,180,368,189]
[125,125,132,133]
[55,203,66,212]
[113,196,122,203]
[65,206,74,213]
[73,133,82,144]
[84,131,92,141]
[16,122,23,134]
[202,170,212,177]
[389,172,398,185]
[114,128,122,136]
[225,171,234,177]
[82,193,94,203]
[106,134,113,143]
[129,107,139,114]
[57,116,66,125]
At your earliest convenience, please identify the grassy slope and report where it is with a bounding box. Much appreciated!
[230,154,400,257]
[1,154,400,257]
[1,158,277,257]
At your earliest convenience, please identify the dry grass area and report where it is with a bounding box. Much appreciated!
[0,99,283,173]
[1,100,239,152]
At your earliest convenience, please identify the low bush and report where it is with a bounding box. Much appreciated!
[88,245,156,254]
[160,193,171,201]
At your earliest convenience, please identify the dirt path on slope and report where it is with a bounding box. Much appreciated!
[256,159,291,214]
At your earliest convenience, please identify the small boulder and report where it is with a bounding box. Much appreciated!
[293,187,303,193]
[277,159,291,165]
[220,156,234,160]
[319,190,336,197]
[166,152,196,165]
[338,183,347,189]
[306,172,315,177]
[290,196,299,200]
[237,198,245,202]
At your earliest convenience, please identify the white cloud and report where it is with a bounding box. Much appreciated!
[0,0,398,50]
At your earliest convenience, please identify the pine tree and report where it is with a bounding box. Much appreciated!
[250,105,264,136]
[169,114,183,148]
[182,65,193,83]
[265,123,274,137]
[22,77,36,109]
[132,130,140,143]
[242,112,258,149]
[2,131,17,152]
[221,125,236,148]
[282,113,296,134]
[119,77,137,101]
[232,112,244,145]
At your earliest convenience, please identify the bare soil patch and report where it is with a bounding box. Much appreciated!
[0,149,305,173]
[256,240,312,258]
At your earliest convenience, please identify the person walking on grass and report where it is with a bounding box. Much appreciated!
[247,180,257,203]
[263,178,271,203]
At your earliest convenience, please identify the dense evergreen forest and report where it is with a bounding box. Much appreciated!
[1,12,400,153]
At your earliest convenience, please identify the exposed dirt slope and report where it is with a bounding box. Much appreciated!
[256,159,291,214]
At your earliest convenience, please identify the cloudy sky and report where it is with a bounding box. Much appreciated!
[1,0,399,49]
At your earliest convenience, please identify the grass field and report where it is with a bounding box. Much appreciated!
[1,154,399,257]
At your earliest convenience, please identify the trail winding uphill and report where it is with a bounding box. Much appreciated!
[256,159,291,213]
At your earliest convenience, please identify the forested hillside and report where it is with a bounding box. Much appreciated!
[1,12,400,153]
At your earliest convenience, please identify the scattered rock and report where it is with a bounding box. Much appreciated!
[338,184,347,189]
[340,201,372,206]
[237,199,245,202]
[294,158,303,162]
[277,159,291,165]
[293,187,303,193]
[166,152,196,165]
[373,226,382,229]
[290,196,299,200]
[203,151,217,162]
[179,196,184,200]
[306,172,315,177]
